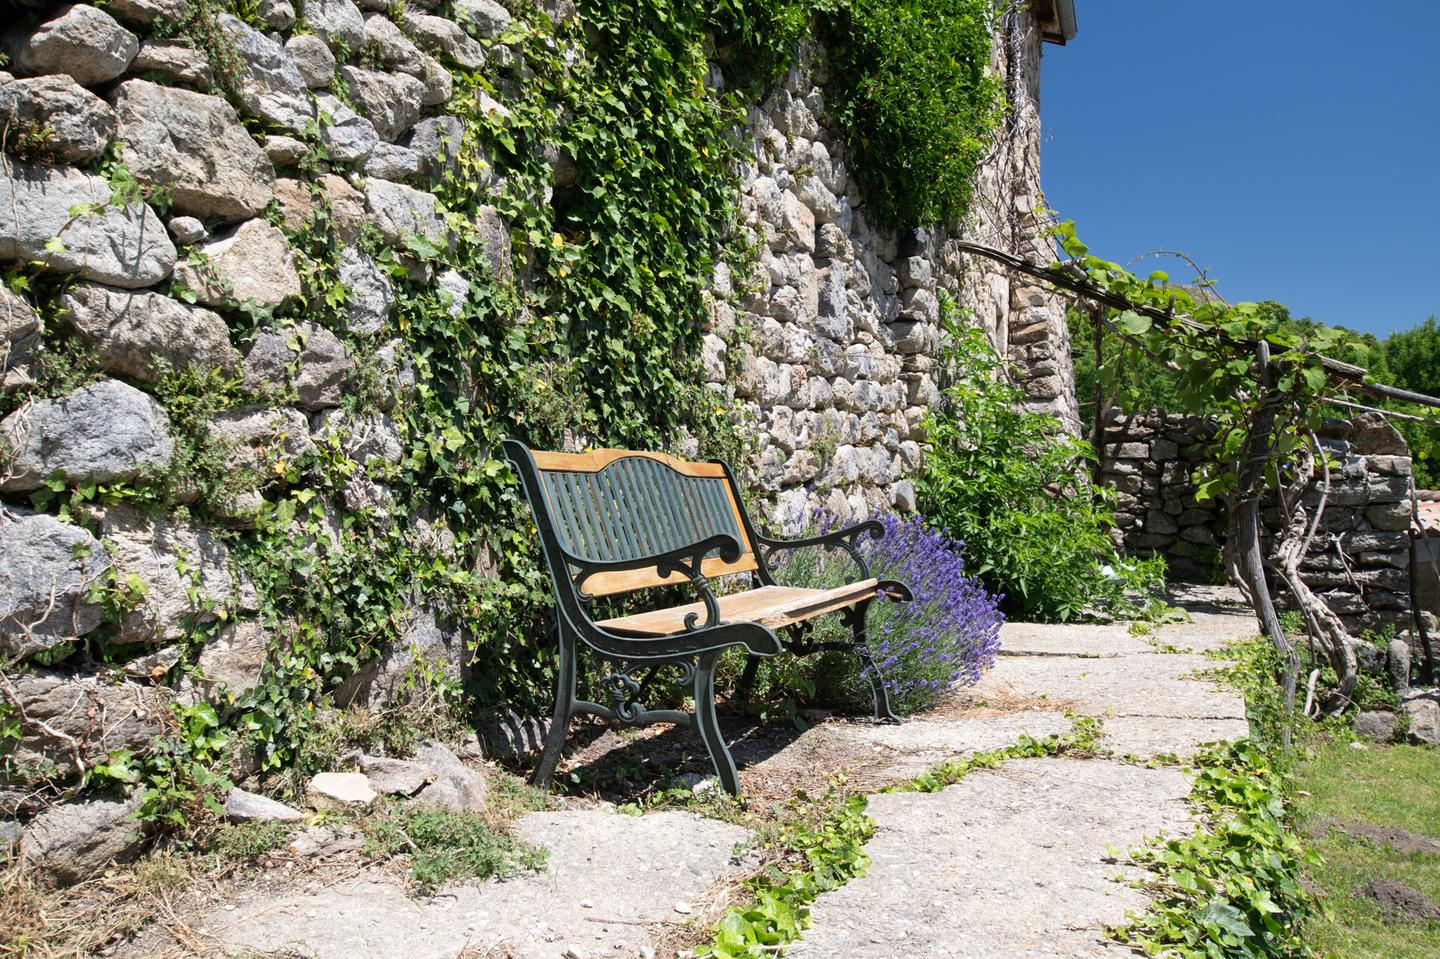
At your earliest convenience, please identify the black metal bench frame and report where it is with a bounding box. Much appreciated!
[504,439,911,795]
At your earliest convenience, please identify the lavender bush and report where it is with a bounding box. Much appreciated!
[737,511,1004,716]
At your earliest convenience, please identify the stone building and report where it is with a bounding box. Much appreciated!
[716,1,1082,531]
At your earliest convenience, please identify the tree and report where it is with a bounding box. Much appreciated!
[1385,316,1440,398]
[1382,317,1440,487]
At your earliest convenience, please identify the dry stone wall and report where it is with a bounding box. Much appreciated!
[1100,409,1416,635]
[707,8,1079,532]
[0,0,1076,879]
[0,0,510,876]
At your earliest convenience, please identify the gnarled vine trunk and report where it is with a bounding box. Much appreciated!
[1270,440,1360,713]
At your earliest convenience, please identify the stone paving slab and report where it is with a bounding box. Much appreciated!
[828,710,1074,756]
[998,621,1151,658]
[814,710,1076,785]
[786,758,1194,959]
[199,810,749,959]
[1101,715,1252,759]
[976,653,1246,722]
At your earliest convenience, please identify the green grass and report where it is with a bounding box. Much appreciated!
[1294,740,1440,958]
[360,806,548,894]
[208,819,296,863]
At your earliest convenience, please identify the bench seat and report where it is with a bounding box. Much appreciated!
[597,579,881,637]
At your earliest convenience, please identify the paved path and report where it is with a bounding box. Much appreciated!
[787,585,1254,959]
[134,586,1255,959]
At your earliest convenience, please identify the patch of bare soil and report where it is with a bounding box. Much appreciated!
[1360,878,1440,921]
[553,709,905,804]
[1304,818,1440,856]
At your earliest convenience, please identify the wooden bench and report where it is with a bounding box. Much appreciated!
[504,440,911,795]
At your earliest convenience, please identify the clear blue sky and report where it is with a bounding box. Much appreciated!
[1040,1,1438,338]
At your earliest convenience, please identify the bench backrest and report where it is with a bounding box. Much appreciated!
[508,444,759,597]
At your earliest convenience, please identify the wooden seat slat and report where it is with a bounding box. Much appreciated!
[596,579,881,637]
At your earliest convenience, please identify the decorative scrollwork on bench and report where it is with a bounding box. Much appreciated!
[757,520,886,582]
[595,660,697,727]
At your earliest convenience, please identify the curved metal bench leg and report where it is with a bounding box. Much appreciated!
[530,620,577,789]
[692,649,741,795]
[847,601,900,723]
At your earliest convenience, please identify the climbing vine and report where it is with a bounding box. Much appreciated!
[823,0,1005,228]
[4,0,1021,817]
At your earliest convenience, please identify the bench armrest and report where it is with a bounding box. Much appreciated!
[756,520,885,582]
[569,533,741,631]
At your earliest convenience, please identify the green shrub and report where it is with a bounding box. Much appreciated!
[917,305,1167,621]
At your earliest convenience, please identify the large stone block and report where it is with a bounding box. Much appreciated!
[218,13,314,131]
[99,504,258,644]
[106,0,190,29]
[361,13,425,76]
[58,283,239,382]
[111,80,275,222]
[129,39,214,87]
[21,793,146,887]
[454,0,512,36]
[338,247,393,335]
[402,13,485,70]
[1366,501,1413,532]
[0,72,115,163]
[365,178,448,249]
[336,64,424,142]
[207,405,313,474]
[285,33,335,88]
[302,0,366,52]
[315,93,380,163]
[0,512,111,660]
[172,219,301,308]
[1,286,40,393]
[190,619,269,702]
[5,671,172,779]
[6,4,138,86]
[1,379,173,492]
[0,159,175,288]
[243,322,353,411]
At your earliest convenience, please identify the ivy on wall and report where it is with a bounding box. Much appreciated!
[823,0,1005,229]
[2,0,1015,811]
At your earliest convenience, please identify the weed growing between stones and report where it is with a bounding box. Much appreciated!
[360,805,548,895]
[1111,739,1317,959]
[890,712,1104,794]
[684,713,1104,958]
[1112,637,1318,959]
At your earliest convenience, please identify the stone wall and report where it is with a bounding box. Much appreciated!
[0,0,514,874]
[0,0,1076,876]
[1100,409,1416,634]
[708,7,1079,532]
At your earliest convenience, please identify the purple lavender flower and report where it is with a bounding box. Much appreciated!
[774,510,1004,715]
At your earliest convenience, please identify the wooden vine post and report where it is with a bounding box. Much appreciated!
[1090,300,1108,486]
[1230,340,1297,742]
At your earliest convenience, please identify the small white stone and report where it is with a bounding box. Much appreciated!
[673,900,693,915]
[306,771,377,809]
